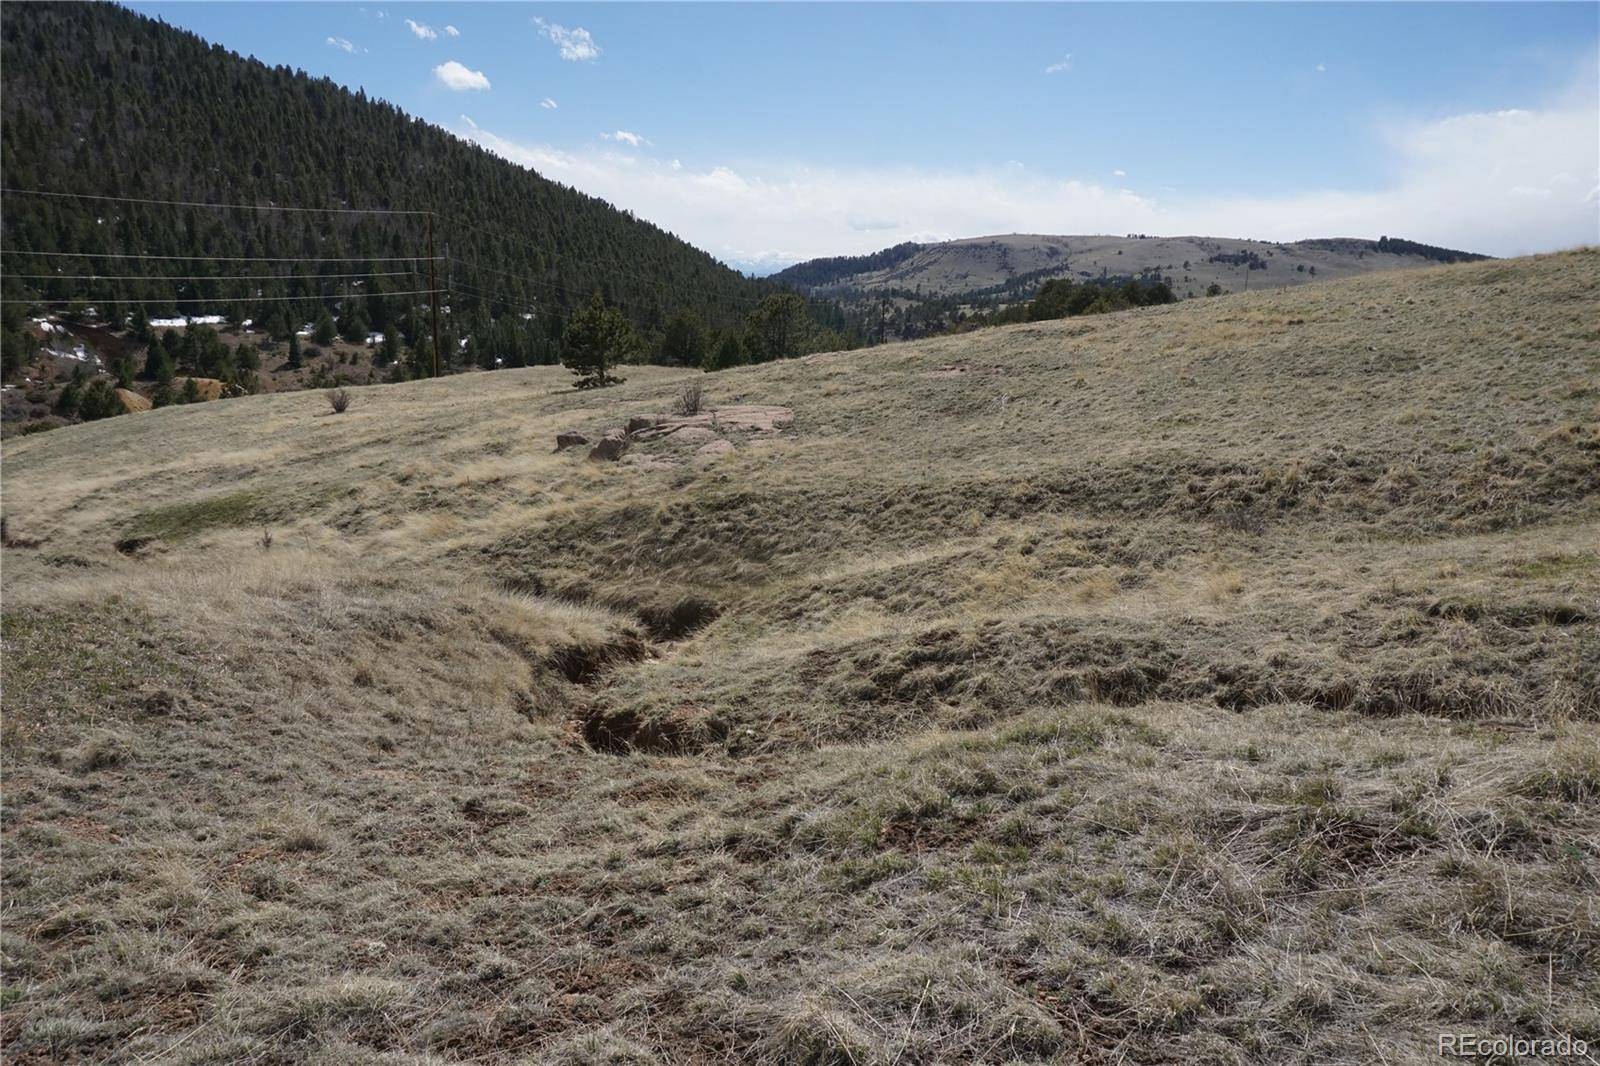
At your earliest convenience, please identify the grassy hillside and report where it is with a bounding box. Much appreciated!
[2,250,1596,1063]
[775,233,1489,314]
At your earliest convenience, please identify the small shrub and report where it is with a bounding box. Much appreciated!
[68,730,131,773]
[1516,739,1599,802]
[327,388,352,414]
[272,813,330,853]
[674,380,704,417]
[1,515,43,548]
[258,529,274,551]
[249,976,402,1036]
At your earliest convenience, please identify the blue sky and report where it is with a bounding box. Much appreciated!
[131,2,1599,271]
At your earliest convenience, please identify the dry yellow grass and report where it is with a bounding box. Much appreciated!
[2,250,1597,1063]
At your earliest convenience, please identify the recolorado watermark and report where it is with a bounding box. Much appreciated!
[1438,1033,1589,1059]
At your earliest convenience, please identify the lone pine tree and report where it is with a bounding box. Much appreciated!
[562,291,635,389]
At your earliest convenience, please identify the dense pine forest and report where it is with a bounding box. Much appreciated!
[0,1,857,392]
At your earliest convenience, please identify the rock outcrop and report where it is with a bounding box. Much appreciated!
[114,388,152,414]
[633,405,792,440]
[555,431,591,452]
[588,432,629,462]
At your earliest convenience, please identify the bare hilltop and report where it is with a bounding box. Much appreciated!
[774,233,1489,302]
[2,250,1596,1063]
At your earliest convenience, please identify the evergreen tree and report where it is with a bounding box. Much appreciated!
[1,305,34,381]
[77,378,119,421]
[128,305,151,343]
[339,304,369,345]
[475,328,497,371]
[313,309,337,346]
[411,337,434,379]
[561,291,634,389]
[379,326,401,368]
[266,310,292,342]
[141,342,173,382]
[54,380,81,417]
[745,293,809,363]
[287,333,303,369]
[659,311,705,367]
[705,332,746,372]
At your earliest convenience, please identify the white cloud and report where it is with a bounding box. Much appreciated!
[434,60,490,91]
[1044,54,1073,75]
[456,67,1599,268]
[540,97,558,110]
[534,17,600,62]
[1113,169,1126,177]
[326,36,360,54]
[444,24,460,37]
[1316,63,1327,73]
[406,18,438,40]
[601,130,646,147]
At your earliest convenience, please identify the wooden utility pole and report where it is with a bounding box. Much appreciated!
[427,211,441,377]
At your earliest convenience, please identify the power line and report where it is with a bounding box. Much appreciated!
[443,212,781,300]
[3,188,784,317]
[447,274,752,332]
[0,187,429,217]
[5,270,423,282]
[3,187,764,296]
[446,255,765,317]
[6,187,736,305]
[3,289,436,306]
[2,250,440,263]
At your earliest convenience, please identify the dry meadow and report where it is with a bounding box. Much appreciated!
[2,251,1597,1064]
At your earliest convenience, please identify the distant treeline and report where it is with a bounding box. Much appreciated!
[1373,236,1491,264]
[768,242,924,289]
[983,276,1177,327]
[1295,236,1489,264]
[1208,251,1269,270]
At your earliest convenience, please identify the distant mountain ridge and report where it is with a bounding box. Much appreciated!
[772,233,1491,301]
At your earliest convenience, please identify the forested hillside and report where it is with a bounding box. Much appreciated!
[768,241,923,289]
[0,2,854,383]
